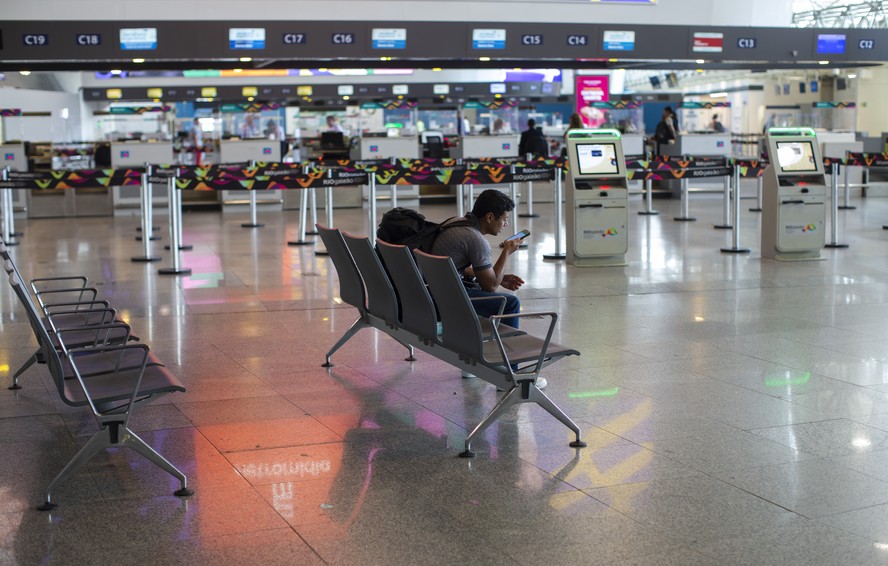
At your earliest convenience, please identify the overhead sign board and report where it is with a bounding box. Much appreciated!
[229,28,265,50]
[693,32,724,53]
[372,28,406,49]
[120,28,157,50]
[472,29,506,49]
[603,30,635,51]
[817,34,846,54]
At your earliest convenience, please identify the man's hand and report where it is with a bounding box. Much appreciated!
[500,274,525,291]
[500,238,522,255]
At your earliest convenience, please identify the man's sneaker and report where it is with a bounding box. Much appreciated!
[461,370,477,379]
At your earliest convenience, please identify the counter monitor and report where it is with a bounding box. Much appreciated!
[575,143,619,176]
[775,140,817,174]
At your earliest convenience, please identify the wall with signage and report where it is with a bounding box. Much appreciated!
[1,0,793,27]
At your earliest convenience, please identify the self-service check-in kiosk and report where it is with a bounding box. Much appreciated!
[761,128,827,261]
[565,130,629,267]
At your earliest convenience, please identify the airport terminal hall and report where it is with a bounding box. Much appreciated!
[7,0,888,564]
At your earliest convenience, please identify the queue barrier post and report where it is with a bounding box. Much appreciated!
[720,166,750,254]
[825,161,849,249]
[750,175,763,212]
[674,177,696,222]
[288,166,314,247]
[305,188,319,235]
[314,183,335,257]
[131,166,161,262]
[164,170,192,252]
[519,155,539,219]
[1,168,20,246]
[542,168,566,260]
[242,160,264,228]
[714,173,732,229]
[840,156,855,210]
[135,162,160,242]
[158,172,192,276]
[638,177,659,216]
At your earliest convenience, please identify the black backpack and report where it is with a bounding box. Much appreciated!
[376,207,471,253]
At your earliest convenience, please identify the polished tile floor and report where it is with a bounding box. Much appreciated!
[4,184,888,565]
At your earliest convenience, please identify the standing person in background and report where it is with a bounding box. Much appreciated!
[710,113,726,133]
[518,119,549,158]
[654,106,678,155]
[326,115,346,133]
[562,112,585,156]
[239,113,261,138]
[190,117,203,166]
[266,118,285,140]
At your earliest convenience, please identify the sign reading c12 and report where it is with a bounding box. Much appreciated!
[737,38,757,49]
[859,39,875,50]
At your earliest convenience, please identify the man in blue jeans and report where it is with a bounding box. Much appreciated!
[431,189,525,329]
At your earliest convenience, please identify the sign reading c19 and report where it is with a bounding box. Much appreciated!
[737,37,756,49]
[22,34,49,46]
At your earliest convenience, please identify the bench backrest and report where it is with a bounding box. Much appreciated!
[316,225,366,313]
[342,232,399,325]
[376,239,439,341]
[413,250,485,360]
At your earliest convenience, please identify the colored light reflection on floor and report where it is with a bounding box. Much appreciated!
[183,272,225,289]
[764,372,811,388]
[568,387,620,399]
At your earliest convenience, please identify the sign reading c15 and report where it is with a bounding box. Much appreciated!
[521,34,543,46]
[332,33,355,45]
[737,37,756,49]
[22,34,48,46]
[76,34,101,46]
[283,33,306,45]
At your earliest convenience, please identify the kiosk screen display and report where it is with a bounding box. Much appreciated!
[575,143,619,176]
[775,141,817,173]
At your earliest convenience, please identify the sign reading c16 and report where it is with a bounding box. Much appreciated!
[332,33,355,45]
[283,33,306,45]
[859,39,874,50]
[737,37,756,49]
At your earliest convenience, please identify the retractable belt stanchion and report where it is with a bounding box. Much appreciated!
[242,160,264,228]
[305,188,319,235]
[165,173,192,251]
[542,168,566,260]
[158,173,191,276]
[721,166,750,254]
[714,174,732,229]
[131,166,160,262]
[289,165,313,246]
[456,184,465,216]
[135,163,159,242]
[368,173,378,236]
[315,183,335,257]
[674,178,696,221]
[519,156,539,218]
[638,178,659,216]
[389,158,398,209]
[826,161,849,249]
[750,176,763,212]
[840,156,855,210]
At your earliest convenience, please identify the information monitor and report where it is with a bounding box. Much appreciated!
[575,143,620,176]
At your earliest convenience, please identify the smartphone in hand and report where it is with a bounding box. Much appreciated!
[505,229,531,242]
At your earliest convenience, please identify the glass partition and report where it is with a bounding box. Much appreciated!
[677,102,731,134]
[801,102,856,131]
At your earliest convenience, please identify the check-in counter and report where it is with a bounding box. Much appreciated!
[111,141,173,212]
[219,139,281,206]
[1,143,29,214]
[351,137,420,205]
[450,135,520,159]
[661,133,732,159]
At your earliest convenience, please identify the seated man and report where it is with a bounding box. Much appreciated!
[431,189,524,328]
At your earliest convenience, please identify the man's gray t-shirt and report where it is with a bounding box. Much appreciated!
[430,217,491,276]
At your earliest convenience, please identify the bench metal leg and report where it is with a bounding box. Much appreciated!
[323,317,367,367]
[9,351,38,389]
[460,380,587,458]
[39,424,191,510]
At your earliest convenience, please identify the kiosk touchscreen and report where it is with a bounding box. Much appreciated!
[565,130,629,267]
[760,128,827,261]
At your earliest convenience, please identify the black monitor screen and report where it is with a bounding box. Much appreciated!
[775,140,818,173]
[321,131,345,148]
[575,143,619,176]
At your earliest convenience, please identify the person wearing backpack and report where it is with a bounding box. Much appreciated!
[518,119,549,158]
[430,189,525,329]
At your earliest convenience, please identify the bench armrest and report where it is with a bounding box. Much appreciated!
[66,343,151,419]
[46,307,119,334]
[489,311,559,376]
